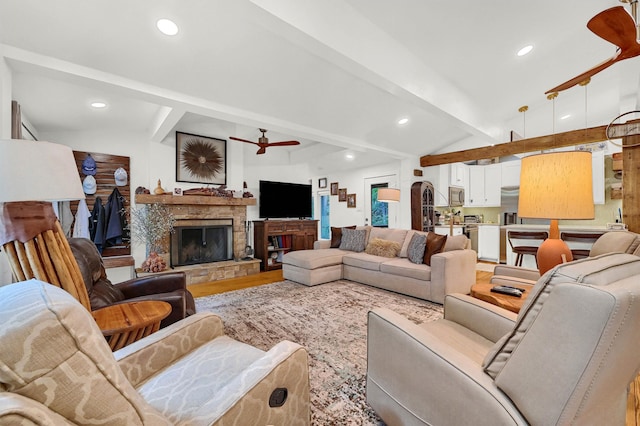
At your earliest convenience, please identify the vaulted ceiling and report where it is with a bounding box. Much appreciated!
[2,0,639,173]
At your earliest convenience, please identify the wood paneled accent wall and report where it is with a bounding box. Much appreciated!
[72,150,131,257]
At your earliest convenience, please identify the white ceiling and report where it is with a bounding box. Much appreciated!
[2,0,639,174]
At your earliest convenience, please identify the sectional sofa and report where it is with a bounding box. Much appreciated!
[282,226,477,304]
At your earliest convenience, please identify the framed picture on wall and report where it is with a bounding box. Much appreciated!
[319,178,327,188]
[347,193,356,208]
[338,188,347,202]
[176,131,227,185]
[331,182,339,195]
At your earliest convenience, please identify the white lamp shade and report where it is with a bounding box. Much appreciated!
[0,139,85,202]
[377,188,401,202]
[518,151,594,220]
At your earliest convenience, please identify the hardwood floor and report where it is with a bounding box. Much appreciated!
[187,267,639,424]
[187,269,283,298]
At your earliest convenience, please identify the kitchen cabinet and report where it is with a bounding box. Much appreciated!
[434,226,464,236]
[466,164,501,207]
[592,150,604,205]
[501,160,521,187]
[423,163,468,206]
[450,163,467,187]
[478,225,500,262]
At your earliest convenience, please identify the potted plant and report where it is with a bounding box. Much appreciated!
[129,203,175,272]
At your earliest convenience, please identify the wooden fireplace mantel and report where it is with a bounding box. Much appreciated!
[135,194,257,206]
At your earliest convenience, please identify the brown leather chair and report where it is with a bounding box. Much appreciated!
[69,237,196,328]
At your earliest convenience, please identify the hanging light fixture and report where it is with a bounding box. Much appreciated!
[519,105,528,138]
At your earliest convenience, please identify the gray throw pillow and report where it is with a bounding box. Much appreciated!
[339,228,367,252]
[407,233,427,264]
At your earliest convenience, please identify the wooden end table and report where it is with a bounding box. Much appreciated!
[470,282,530,314]
[92,301,171,350]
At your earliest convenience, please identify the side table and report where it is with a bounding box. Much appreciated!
[470,282,530,314]
[91,301,171,350]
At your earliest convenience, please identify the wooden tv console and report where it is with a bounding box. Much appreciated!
[253,220,318,271]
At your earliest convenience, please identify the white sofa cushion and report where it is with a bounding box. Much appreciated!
[283,248,348,269]
[369,228,408,248]
[343,253,387,271]
[380,258,431,281]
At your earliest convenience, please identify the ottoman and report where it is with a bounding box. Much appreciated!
[282,248,348,286]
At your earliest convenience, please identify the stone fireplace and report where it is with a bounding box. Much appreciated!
[135,194,260,284]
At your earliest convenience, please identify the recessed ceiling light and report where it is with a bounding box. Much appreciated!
[560,114,571,120]
[517,45,533,56]
[345,153,354,160]
[157,18,179,36]
[398,118,409,125]
[90,102,107,109]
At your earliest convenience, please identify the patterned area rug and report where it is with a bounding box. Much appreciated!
[195,280,444,425]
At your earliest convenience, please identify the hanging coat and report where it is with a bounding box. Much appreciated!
[90,197,106,253]
[104,188,129,247]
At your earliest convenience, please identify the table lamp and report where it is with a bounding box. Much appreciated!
[0,139,89,307]
[518,151,594,275]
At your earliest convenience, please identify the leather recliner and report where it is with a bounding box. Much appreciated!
[69,237,196,328]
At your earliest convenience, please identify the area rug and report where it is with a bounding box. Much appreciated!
[195,280,444,425]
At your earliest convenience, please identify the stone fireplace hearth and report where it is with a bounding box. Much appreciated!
[135,194,260,284]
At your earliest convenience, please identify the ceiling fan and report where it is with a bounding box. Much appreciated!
[546,2,640,94]
[229,128,300,154]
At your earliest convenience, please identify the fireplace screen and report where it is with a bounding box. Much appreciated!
[171,219,233,267]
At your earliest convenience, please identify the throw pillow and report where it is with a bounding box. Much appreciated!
[330,225,356,248]
[423,232,447,266]
[339,228,367,252]
[407,233,427,264]
[443,234,468,251]
[365,238,402,258]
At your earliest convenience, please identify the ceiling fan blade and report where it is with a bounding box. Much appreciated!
[256,146,267,155]
[268,141,301,146]
[587,6,637,50]
[229,136,259,145]
[545,56,618,93]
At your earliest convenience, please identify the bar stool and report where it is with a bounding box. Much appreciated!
[560,232,605,260]
[507,231,548,267]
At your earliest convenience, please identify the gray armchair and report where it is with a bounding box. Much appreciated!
[490,229,640,289]
[367,252,640,425]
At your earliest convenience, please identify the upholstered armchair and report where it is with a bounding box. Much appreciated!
[367,253,640,425]
[69,237,196,328]
[490,229,640,289]
[0,280,310,425]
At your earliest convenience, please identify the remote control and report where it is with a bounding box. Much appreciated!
[490,285,524,297]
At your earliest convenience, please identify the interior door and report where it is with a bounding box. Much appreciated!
[364,175,398,228]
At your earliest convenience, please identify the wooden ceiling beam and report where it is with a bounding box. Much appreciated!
[420,125,608,167]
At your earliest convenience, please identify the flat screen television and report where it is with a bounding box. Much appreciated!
[259,180,312,219]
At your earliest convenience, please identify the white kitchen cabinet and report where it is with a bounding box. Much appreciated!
[423,163,467,207]
[478,225,500,262]
[501,160,521,187]
[434,226,463,236]
[466,164,501,207]
[450,163,467,187]
[592,150,604,205]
